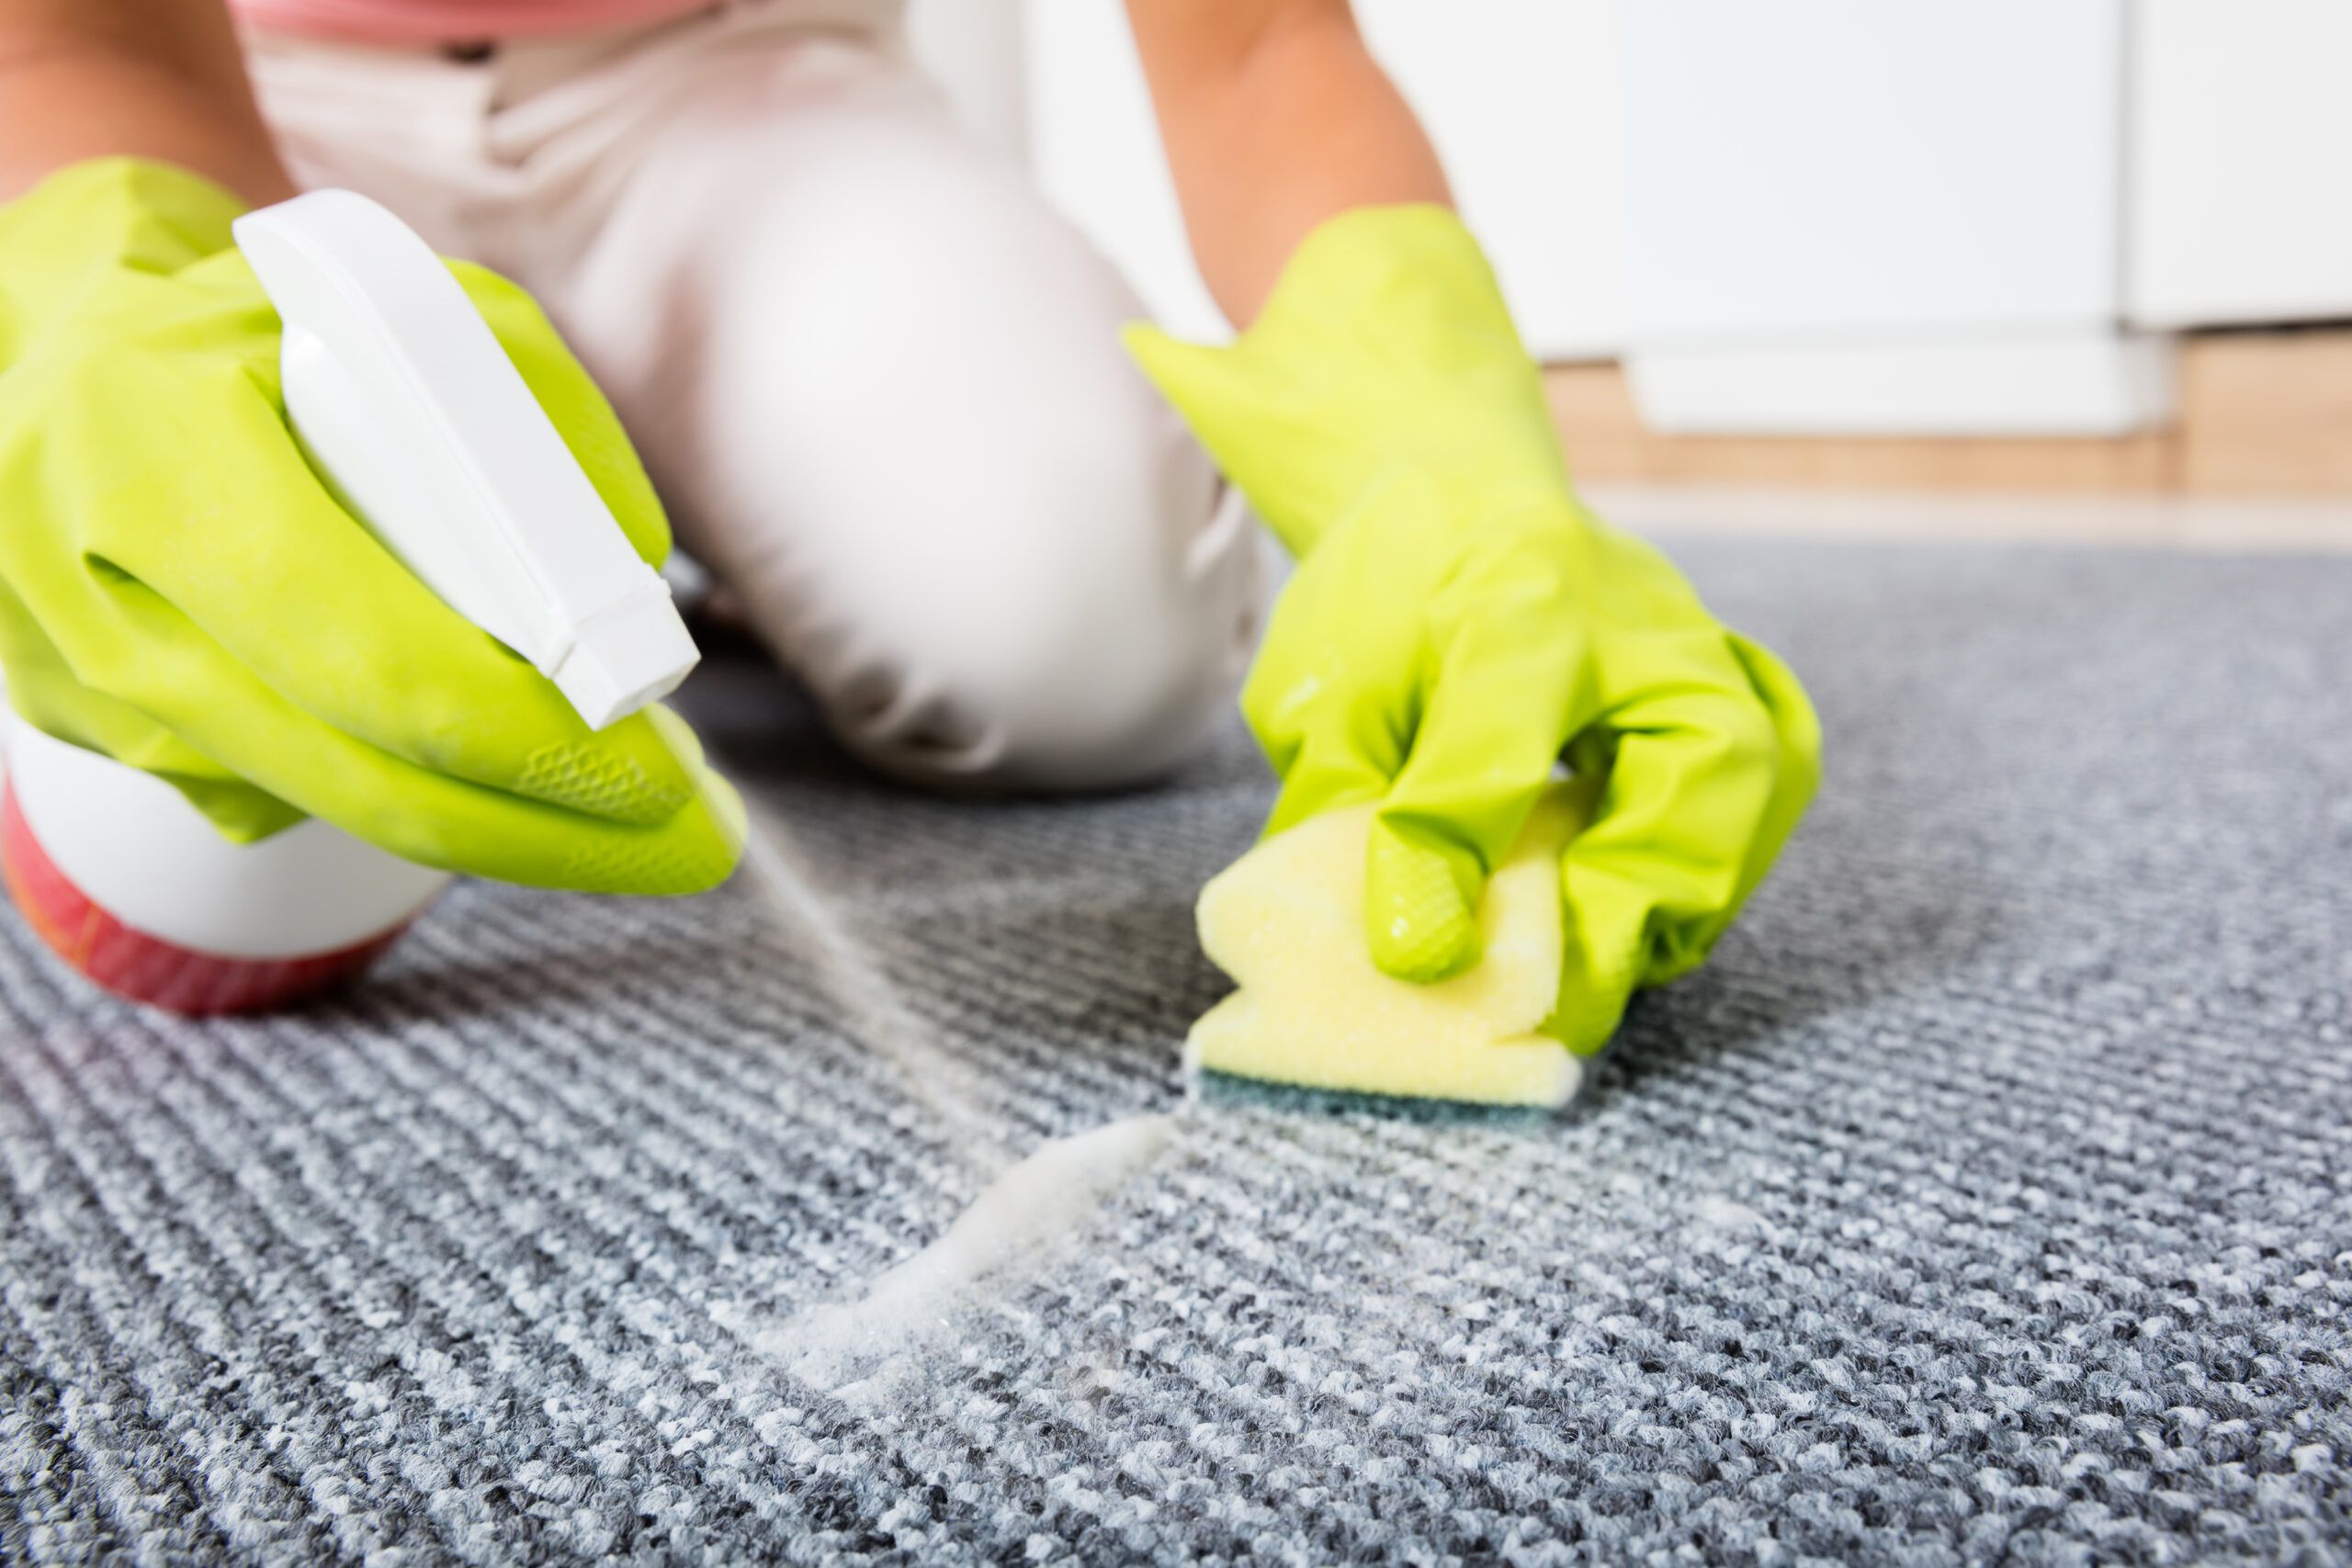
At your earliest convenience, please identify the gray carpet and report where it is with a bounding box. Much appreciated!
[4,536,2349,1565]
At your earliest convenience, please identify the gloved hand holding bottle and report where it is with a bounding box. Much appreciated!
[0,157,742,896]
[1127,205,1821,1055]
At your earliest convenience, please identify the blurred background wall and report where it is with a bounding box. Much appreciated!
[910,0,2352,498]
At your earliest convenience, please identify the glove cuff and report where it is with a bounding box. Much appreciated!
[8,153,251,235]
[1258,204,1523,358]
[0,158,249,339]
[1124,204,1569,559]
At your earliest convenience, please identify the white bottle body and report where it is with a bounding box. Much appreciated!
[0,189,700,1012]
[2,716,447,1011]
[6,716,449,958]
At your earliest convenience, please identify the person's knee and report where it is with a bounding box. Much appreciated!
[807,390,1258,792]
[630,91,1255,787]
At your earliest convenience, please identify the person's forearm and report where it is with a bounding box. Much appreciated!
[0,0,293,204]
[1126,0,1449,326]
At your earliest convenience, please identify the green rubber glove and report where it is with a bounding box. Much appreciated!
[0,158,741,894]
[1127,205,1820,1055]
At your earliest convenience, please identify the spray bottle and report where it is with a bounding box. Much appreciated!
[0,190,699,1014]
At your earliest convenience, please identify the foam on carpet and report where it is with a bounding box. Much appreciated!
[2,536,2348,1564]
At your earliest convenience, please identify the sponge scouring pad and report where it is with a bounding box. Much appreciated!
[1186,782,1592,1109]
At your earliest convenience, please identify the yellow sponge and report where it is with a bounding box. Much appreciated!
[1187,782,1592,1108]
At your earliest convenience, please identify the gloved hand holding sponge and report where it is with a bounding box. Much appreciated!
[0,158,743,903]
[1131,206,1822,1103]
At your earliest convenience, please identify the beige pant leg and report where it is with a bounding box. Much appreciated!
[242,28,512,262]
[547,39,1255,789]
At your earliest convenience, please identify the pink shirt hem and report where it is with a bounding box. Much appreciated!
[229,0,711,44]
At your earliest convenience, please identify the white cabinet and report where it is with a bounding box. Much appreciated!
[1620,1,2126,342]
[1615,0,2172,435]
[2127,0,2352,329]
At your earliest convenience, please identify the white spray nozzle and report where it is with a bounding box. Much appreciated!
[232,190,697,730]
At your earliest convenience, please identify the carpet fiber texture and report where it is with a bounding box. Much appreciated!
[2,536,2348,1565]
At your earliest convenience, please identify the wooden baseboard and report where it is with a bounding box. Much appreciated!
[1546,328,2352,495]
[2176,332,2352,493]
